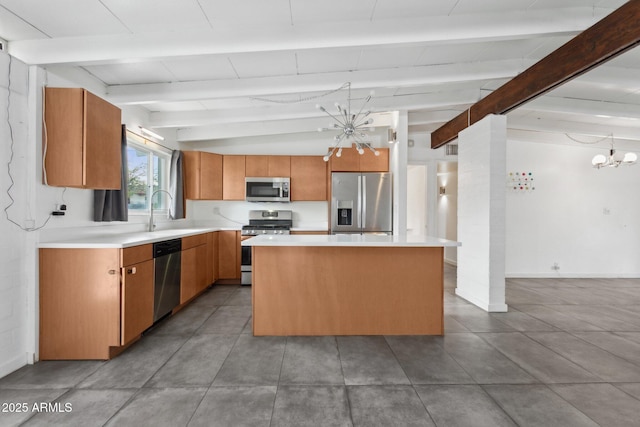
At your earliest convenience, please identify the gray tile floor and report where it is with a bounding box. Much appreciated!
[2,266,640,426]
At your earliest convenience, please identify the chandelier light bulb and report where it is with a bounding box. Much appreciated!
[336,148,342,157]
[374,150,381,156]
[592,154,607,167]
[623,152,638,164]
[323,154,330,162]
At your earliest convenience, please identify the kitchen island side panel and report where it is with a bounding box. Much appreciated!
[252,246,443,336]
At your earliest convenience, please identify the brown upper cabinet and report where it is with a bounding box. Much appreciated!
[290,156,328,201]
[183,151,223,200]
[223,155,246,200]
[245,155,291,177]
[267,156,291,176]
[329,145,389,172]
[43,87,122,189]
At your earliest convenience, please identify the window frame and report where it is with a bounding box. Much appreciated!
[125,132,172,216]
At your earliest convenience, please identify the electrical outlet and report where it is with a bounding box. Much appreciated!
[551,262,560,271]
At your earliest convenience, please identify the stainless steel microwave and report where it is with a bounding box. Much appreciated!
[245,177,290,202]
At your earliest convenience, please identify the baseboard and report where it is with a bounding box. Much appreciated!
[0,354,27,380]
[505,272,640,279]
[455,288,508,313]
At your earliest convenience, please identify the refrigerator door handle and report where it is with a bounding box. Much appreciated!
[361,175,367,229]
[357,175,362,228]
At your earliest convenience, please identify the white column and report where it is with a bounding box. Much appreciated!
[426,160,437,236]
[391,110,408,236]
[456,114,507,312]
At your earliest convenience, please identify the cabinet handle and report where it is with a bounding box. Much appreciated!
[108,269,117,275]
[127,267,137,275]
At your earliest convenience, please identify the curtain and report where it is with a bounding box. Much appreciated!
[169,150,185,219]
[93,125,128,222]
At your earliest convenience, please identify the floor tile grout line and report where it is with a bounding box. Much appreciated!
[471,331,584,384]
[563,330,640,370]
[334,336,356,426]
[518,331,627,383]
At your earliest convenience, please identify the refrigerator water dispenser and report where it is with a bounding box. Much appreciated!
[336,200,353,226]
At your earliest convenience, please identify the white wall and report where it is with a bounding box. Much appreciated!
[187,200,328,230]
[0,52,32,377]
[437,162,458,264]
[406,165,426,235]
[506,135,640,277]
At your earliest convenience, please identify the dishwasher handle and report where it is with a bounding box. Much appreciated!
[153,238,182,258]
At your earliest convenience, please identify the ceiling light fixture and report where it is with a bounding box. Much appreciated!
[139,126,165,141]
[591,136,637,169]
[317,82,378,162]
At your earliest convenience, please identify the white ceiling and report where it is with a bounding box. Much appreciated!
[1,0,639,144]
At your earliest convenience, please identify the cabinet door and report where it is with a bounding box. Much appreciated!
[195,244,209,293]
[360,147,389,172]
[181,246,198,304]
[223,155,246,200]
[211,232,219,282]
[39,248,121,360]
[121,259,154,345]
[329,146,360,171]
[245,155,268,177]
[43,88,84,187]
[182,151,202,200]
[268,156,290,177]
[201,152,223,199]
[218,230,240,279]
[84,91,122,189]
[290,156,328,201]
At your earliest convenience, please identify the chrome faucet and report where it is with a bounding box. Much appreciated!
[149,189,173,232]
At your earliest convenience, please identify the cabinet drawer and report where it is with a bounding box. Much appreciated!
[182,233,208,250]
[121,244,153,266]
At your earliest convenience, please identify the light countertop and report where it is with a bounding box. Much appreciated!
[242,234,461,247]
[38,227,239,249]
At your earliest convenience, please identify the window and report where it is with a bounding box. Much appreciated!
[126,135,171,214]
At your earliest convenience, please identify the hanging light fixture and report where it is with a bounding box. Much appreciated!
[591,136,637,168]
[316,82,378,162]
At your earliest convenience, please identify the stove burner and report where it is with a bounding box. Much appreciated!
[241,210,292,236]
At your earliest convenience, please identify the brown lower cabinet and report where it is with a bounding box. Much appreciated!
[39,245,154,360]
[218,230,241,279]
[180,234,210,304]
[39,230,234,360]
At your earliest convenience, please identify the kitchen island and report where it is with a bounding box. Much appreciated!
[243,234,460,336]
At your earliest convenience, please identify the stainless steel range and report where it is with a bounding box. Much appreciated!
[241,210,292,285]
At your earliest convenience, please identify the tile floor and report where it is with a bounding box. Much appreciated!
[2,266,640,426]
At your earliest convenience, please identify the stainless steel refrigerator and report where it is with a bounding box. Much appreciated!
[331,172,393,234]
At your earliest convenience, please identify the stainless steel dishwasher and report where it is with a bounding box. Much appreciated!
[153,239,182,322]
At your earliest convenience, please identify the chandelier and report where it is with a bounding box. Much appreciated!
[316,82,379,162]
[591,136,637,168]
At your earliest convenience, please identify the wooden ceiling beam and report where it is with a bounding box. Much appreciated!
[430,0,640,149]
